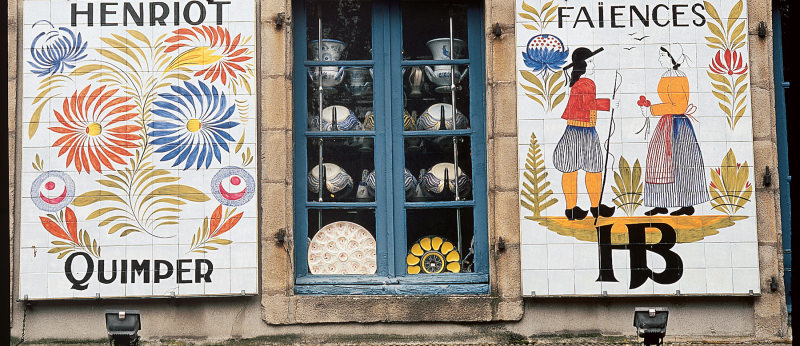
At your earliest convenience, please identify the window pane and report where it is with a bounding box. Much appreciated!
[307,137,374,202]
[401,1,468,60]
[306,66,374,131]
[307,209,377,275]
[306,0,372,61]
[405,136,472,201]
[403,64,470,129]
[405,208,474,274]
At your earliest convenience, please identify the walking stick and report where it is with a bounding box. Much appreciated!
[594,71,622,226]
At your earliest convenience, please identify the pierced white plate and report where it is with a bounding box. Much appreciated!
[308,221,377,275]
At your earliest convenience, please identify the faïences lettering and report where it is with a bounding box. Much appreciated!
[70,1,231,27]
[557,2,707,29]
[63,254,215,290]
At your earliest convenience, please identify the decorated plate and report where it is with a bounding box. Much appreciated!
[308,221,377,275]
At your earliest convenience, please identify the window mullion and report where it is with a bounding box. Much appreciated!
[374,0,395,277]
[388,0,408,277]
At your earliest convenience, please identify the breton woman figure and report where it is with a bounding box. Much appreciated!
[640,44,710,216]
[553,47,618,220]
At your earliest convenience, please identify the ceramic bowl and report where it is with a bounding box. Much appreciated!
[416,103,469,130]
[308,163,354,195]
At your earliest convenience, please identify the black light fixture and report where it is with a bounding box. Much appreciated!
[105,310,141,346]
[633,307,669,346]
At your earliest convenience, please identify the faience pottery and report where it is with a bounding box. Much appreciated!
[317,105,361,131]
[416,103,469,130]
[308,221,377,275]
[419,162,471,197]
[307,163,354,196]
[365,168,418,199]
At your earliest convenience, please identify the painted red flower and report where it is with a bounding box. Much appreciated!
[49,85,141,173]
[164,25,253,85]
[709,49,748,75]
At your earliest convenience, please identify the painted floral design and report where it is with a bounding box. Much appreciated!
[704,0,749,130]
[522,34,569,75]
[149,81,239,169]
[49,85,141,173]
[164,25,253,86]
[30,170,75,212]
[709,49,748,76]
[40,207,101,259]
[210,166,256,207]
[188,204,244,254]
[28,21,88,77]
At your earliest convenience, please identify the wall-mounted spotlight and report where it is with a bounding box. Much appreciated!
[105,310,142,346]
[633,307,669,346]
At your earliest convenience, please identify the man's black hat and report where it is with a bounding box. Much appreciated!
[562,47,604,70]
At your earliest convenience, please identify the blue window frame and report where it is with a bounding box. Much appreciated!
[292,0,487,295]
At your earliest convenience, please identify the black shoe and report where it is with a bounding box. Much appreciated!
[670,206,695,216]
[591,204,616,218]
[644,207,669,216]
[565,206,589,220]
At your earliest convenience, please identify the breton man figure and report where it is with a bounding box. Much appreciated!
[554,47,618,220]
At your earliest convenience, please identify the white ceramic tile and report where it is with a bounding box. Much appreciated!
[574,269,602,295]
[732,268,760,294]
[547,270,575,295]
[706,267,734,293]
[521,244,547,270]
[230,267,257,294]
[522,269,549,296]
[546,243,574,269]
[679,268,708,294]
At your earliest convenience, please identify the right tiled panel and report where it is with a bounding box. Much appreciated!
[515,0,760,296]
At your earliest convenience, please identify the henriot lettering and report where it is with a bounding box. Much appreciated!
[595,223,684,289]
[63,253,214,290]
[70,1,231,27]
[558,2,706,29]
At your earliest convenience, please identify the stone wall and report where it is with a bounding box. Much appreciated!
[8,0,790,342]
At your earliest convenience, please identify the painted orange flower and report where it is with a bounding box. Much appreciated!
[49,85,141,173]
[164,25,253,85]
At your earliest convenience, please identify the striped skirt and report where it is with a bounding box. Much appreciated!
[644,115,710,207]
[553,125,603,173]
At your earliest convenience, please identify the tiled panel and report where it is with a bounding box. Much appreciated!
[19,0,258,299]
[517,0,760,296]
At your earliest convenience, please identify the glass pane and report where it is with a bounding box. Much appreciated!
[405,208,474,274]
[306,0,372,61]
[307,209,377,275]
[307,137,374,202]
[403,64,470,128]
[405,136,472,201]
[401,1,468,60]
[306,66,374,131]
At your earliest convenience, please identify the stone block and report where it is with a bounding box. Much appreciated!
[751,140,778,185]
[488,0,515,26]
[260,0,288,25]
[260,130,290,183]
[492,81,518,136]
[8,24,17,79]
[260,76,291,130]
[261,295,293,324]
[749,85,774,140]
[493,135,519,192]
[755,190,777,244]
[8,80,17,132]
[260,25,288,77]
[490,37,517,84]
[747,37,773,90]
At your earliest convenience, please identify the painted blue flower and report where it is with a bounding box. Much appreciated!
[522,34,569,74]
[28,21,87,77]
[149,81,240,170]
